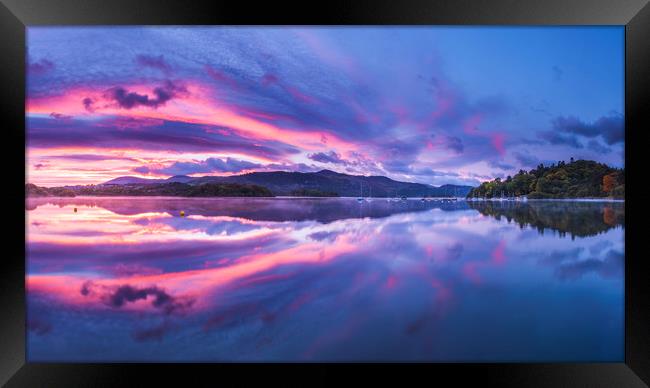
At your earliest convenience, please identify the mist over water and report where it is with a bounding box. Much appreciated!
[26,197,624,361]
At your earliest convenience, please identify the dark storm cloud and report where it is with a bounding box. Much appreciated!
[105,80,187,109]
[551,114,624,145]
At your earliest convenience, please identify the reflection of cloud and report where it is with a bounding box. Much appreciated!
[589,240,613,255]
[135,54,172,73]
[554,249,623,280]
[445,242,464,261]
[27,318,52,335]
[538,247,623,281]
[26,195,625,361]
[28,59,55,75]
[538,247,585,266]
[104,80,187,110]
[132,322,171,342]
[82,282,195,315]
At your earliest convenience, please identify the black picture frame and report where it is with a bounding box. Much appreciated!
[1,0,648,386]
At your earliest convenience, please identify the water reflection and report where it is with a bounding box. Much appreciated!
[469,200,624,238]
[26,196,470,222]
[26,198,624,361]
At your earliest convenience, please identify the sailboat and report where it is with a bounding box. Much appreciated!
[356,182,365,202]
[392,190,399,202]
[367,185,373,202]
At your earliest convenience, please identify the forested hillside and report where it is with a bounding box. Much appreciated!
[467,159,624,199]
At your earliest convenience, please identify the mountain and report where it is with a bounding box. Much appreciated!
[166,175,193,183]
[101,169,473,197]
[103,176,166,185]
[103,175,193,185]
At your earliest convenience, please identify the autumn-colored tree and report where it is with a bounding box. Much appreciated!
[603,207,616,226]
[603,173,618,194]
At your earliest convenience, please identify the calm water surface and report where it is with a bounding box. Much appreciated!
[26,197,624,361]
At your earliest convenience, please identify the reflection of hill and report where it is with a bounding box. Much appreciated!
[468,201,624,238]
[26,197,472,223]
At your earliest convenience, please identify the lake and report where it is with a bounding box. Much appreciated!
[25,197,625,361]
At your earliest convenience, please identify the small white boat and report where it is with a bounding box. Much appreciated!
[356,182,364,202]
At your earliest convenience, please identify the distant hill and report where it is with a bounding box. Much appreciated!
[100,169,473,197]
[25,183,75,197]
[103,175,196,185]
[103,176,165,185]
[27,182,273,198]
[467,159,624,199]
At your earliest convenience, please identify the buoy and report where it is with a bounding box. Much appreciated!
[73,207,77,213]
[180,210,185,217]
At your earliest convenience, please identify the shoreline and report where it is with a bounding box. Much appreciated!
[26,195,625,202]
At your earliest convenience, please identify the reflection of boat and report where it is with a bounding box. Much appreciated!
[356,182,365,202]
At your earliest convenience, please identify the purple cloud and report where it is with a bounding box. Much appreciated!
[49,112,73,120]
[445,136,464,154]
[28,59,55,75]
[153,157,262,175]
[488,160,515,171]
[28,116,300,159]
[135,54,172,73]
[587,140,612,154]
[82,283,195,315]
[308,151,348,165]
[105,80,186,110]
[82,97,95,112]
[537,130,584,149]
[551,114,624,145]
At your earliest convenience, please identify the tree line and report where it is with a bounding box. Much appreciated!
[467,159,624,199]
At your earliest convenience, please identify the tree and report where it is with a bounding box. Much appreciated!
[602,173,617,194]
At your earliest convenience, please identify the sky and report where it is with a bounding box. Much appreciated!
[26,26,624,187]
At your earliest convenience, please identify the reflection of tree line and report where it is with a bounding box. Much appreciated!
[26,197,472,223]
[468,201,624,238]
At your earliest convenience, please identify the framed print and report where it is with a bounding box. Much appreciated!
[1,0,648,386]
